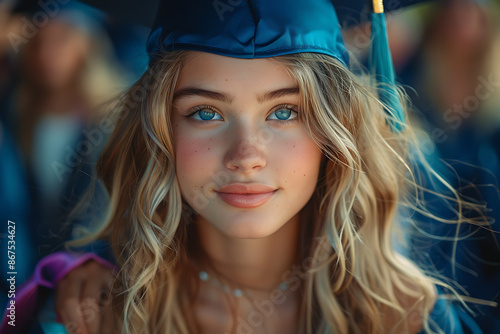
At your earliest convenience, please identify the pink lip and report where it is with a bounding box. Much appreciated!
[215,183,278,208]
[216,183,277,194]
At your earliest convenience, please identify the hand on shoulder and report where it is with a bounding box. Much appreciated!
[55,259,119,334]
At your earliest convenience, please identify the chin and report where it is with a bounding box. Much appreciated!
[217,219,284,239]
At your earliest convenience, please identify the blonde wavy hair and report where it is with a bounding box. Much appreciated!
[67,50,483,334]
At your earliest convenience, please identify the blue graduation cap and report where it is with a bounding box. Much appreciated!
[80,0,428,132]
[147,1,349,65]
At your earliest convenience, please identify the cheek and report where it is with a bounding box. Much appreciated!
[174,128,217,190]
[175,139,203,172]
[275,137,322,184]
[271,136,322,211]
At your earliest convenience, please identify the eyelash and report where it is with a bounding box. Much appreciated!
[185,104,300,125]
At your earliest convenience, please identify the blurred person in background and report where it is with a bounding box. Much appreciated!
[0,0,132,307]
[395,0,500,332]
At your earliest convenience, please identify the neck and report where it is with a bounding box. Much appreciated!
[193,212,302,292]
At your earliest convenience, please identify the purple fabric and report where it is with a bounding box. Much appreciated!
[0,252,117,334]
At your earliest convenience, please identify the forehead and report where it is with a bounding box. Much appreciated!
[176,52,296,89]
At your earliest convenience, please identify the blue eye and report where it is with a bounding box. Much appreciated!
[197,109,222,121]
[268,107,299,122]
[189,107,223,122]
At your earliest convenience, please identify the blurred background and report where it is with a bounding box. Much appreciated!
[348,1,500,331]
[0,0,499,332]
[0,0,150,312]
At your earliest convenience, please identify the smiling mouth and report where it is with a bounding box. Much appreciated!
[216,190,278,208]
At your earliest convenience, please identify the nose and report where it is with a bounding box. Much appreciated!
[224,126,267,174]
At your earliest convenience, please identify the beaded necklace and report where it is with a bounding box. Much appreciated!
[198,269,291,298]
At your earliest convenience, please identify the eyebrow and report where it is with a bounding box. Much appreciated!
[173,86,299,104]
[173,87,233,103]
[257,86,299,104]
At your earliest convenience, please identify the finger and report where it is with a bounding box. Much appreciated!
[55,275,89,334]
[55,272,79,321]
[81,261,117,334]
[80,282,101,334]
[55,263,90,321]
[99,298,117,334]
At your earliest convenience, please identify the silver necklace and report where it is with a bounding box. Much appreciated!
[198,269,291,298]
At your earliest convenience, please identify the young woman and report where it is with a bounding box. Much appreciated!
[1,0,491,333]
[60,50,440,334]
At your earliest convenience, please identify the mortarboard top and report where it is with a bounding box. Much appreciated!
[147,1,348,64]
